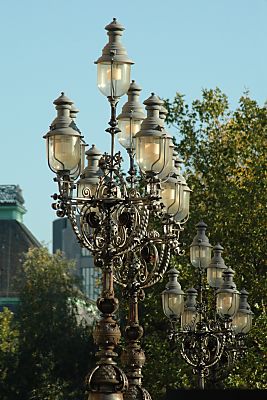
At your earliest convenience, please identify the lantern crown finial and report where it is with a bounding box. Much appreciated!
[53,92,73,106]
[95,18,133,65]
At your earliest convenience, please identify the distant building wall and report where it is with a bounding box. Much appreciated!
[53,218,101,301]
[0,185,41,310]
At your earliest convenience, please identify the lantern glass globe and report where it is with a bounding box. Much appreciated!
[47,134,81,173]
[97,62,131,97]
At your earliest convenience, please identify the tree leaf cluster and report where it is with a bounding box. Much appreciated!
[0,247,96,400]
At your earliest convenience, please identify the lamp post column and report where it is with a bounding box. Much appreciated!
[87,262,128,400]
[121,280,152,400]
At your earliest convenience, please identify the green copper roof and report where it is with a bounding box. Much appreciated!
[0,185,26,222]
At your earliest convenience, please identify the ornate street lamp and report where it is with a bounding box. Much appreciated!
[117,80,146,187]
[162,268,185,320]
[206,244,226,288]
[190,221,212,269]
[232,289,253,334]
[162,222,252,389]
[117,80,145,151]
[135,93,173,180]
[181,288,198,329]
[160,156,191,223]
[44,93,84,179]
[44,19,190,400]
[95,18,133,99]
[216,267,240,319]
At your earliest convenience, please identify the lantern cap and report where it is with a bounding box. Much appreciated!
[95,18,134,65]
[184,288,198,311]
[213,243,224,251]
[162,268,184,295]
[167,267,179,277]
[85,144,102,157]
[190,221,212,249]
[240,288,249,296]
[169,156,185,180]
[43,92,82,139]
[134,93,166,139]
[186,288,198,295]
[77,144,103,188]
[159,105,168,121]
[53,92,73,106]
[206,243,226,270]
[143,92,164,108]
[81,144,102,177]
[216,267,240,294]
[105,17,125,32]
[117,80,145,121]
[196,221,207,229]
[238,289,254,314]
[127,79,142,92]
[70,104,79,119]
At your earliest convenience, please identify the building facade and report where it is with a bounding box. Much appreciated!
[0,185,40,311]
[53,218,101,301]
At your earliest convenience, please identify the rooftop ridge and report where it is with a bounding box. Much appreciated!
[0,185,25,206]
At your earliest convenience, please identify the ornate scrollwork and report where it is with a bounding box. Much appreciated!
[49,83,190,400]
[51,144,187,400]
[82,186,92,198]
[180,331,226,370]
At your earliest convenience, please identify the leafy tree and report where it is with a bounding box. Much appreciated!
[0,307,20,399]
[140,89,267,397]
[1,247,96,400]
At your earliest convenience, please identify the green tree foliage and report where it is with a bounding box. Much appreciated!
[0,308,19,399]
[141,89,267,397]
[0,247,96,400]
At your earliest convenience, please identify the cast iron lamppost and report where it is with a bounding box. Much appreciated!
[162,222,253,389]
[44,18,191,400]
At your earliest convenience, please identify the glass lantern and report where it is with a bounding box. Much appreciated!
[46,133,81,173]
[44,92,82,175]
[117,80,145,150]
[232,289,253,334]
[181,288,199,329]
[117,118,142,149]
[174,183,191,222]
[162,268,185,320]
[95,18,134,98]
[97,62,131,98]
[216,267,240,318]
[206,244,226,288]
[190,221,212,269]
[216,291,240,318]
[135,134,172,176]
[135,93,173,177]
[157,106,174,179]
[161,175,181,216]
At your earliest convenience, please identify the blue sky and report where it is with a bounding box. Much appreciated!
[0,0,266,248]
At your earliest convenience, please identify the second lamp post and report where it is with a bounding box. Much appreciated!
[162,222,253,389]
